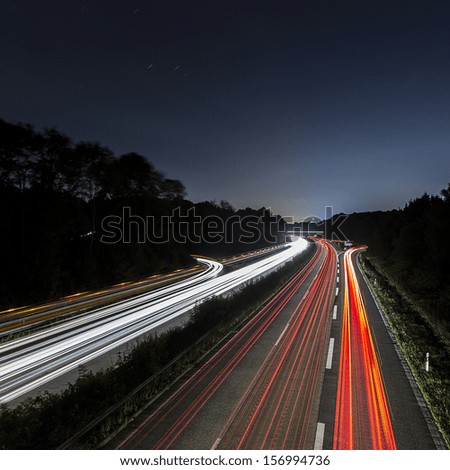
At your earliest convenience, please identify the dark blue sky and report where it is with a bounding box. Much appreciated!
[1,1,449,221]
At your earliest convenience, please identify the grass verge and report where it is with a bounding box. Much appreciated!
[359,254,450,449]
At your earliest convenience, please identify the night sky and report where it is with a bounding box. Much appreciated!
[1,1,450,221]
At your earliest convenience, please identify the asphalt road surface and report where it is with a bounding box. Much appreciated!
[109,240,332,449]
[109,242,443,450]
[316,247,442,450]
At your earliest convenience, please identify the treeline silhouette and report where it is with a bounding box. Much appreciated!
[0,119,286,309]
[332,186,450,344]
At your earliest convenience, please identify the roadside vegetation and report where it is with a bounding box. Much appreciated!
[360,255,450,448]
[0,243,316,449]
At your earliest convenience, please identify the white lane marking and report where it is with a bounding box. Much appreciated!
[335,287,339,297]
[275,323,290,347]
[314,422,325,450]
[211,437,221,450]
[333,305,337,320]
[337,276,340,283]
[326,338,335,369]
[337,268,340,274]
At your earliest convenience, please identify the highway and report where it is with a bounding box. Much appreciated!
[317,247,440,450]
[0,244,286,337]
[0,238,308,404]
[111,239,334,449]
[109,240,440,450]
[333,247,396,449]
[217,241,336,449]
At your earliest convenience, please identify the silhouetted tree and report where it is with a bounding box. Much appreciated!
[32,128,71,191]
[159,178,186,200]
[0,118,288,308]
[0,119,40,191]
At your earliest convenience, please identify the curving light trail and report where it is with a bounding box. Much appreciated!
[0,238,308,403]
[0,266,205,336]
[333,247,396,449]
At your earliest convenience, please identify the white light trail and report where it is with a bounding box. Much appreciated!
[0,238,308,403]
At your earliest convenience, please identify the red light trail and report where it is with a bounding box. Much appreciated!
[333,248,396,449]
[218,240,336,449]
[117,241,330,449]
